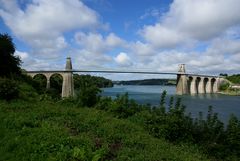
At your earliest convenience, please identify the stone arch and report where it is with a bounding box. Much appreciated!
[32,73,48,90]
[49,73,63,96]
[188,76,193,93]
[203,77,209,93]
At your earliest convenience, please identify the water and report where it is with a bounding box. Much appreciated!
[101,85,240,123]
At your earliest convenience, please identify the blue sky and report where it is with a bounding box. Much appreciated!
[0,0,240,80]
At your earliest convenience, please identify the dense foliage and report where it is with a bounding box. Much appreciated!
[219,82,230,90]
[0,33,21,77]
[74,74,113,89]
[0,99,208,161]
[95,92,240,160]
[227,74,240,84]
[0,77,19,100]
[114,79,176,85]
[75,75,101,107]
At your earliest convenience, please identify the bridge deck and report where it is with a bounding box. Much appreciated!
[26,70,219,77]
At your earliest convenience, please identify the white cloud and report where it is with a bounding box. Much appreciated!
[75,32,125,53]
[114,52,132,66]
[15,50,29,60]
[0,0,99,57]
[170,0,240,40]
[140,24,185,48]
[131,41,155,56]
[139,0,240,49]
[106,33,125,47]
[73,49,112,69]
[0,0,98,38]
[207,38,240,55]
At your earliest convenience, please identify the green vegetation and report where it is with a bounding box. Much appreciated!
[1,81,240,160]
[114,78,176,85]
[0,33,21,77]
[0,78,19,101]
[1,34,240,160]
[0,98,210,161]
[74,74,113,89]
[227,74,240,84]
[219,82,230,91]
[219,74,240,95]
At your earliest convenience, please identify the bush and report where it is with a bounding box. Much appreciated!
[219,82,230,91]
[110,93,141,118]
[0,77,19,100]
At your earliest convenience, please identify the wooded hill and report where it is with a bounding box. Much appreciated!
[114,79,176,85]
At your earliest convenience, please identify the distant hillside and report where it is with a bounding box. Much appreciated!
[114,79,176,85]
[226,74,240,84]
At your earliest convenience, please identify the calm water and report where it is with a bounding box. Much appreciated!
[101,85,240,123]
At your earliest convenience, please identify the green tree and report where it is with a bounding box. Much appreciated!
[75,75,101,107]
[0,33,21,77]
[0,77,19,100]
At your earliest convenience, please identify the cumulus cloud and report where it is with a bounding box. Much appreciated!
[70,48,112,69]
[0,0,98,37]
[15,50,29,61]
[207,38,240,55]
[139,0,240,49]
[0,0,99,57]
[130,41,155,56]
[114,52,132,66]
[140,24,186,48]
[73,32,126,70]
[75,32,125,53]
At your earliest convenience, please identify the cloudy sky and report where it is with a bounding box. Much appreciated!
[0,0,240,80]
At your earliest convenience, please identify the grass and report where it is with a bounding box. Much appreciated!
[0,99,209,161]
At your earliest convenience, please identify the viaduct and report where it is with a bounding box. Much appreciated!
[26,57,223,98]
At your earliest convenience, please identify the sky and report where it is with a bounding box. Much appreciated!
[0,0,240,80]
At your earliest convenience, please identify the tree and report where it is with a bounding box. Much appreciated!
[0,33,21,77]
[75,75,101,107]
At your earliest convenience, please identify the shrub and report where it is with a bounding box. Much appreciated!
[110,93,141,118]
[0,77,19,100]
[219,82,230,91]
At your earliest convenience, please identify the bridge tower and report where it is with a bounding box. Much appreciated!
[62,57,74,98]
[176,64,189,95]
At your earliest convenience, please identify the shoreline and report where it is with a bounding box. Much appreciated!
[218,91,240,96]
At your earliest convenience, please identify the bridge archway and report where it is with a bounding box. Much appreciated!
[203,78,209,93]
[196,77,201,93]
[49,73,63,97]
[211,78,216,93]
[33,74,48,91]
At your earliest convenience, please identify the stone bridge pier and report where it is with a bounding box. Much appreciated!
[176,64,220,95]
[26,57,74,98]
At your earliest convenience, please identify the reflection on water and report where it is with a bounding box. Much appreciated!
[101,85,240,124]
